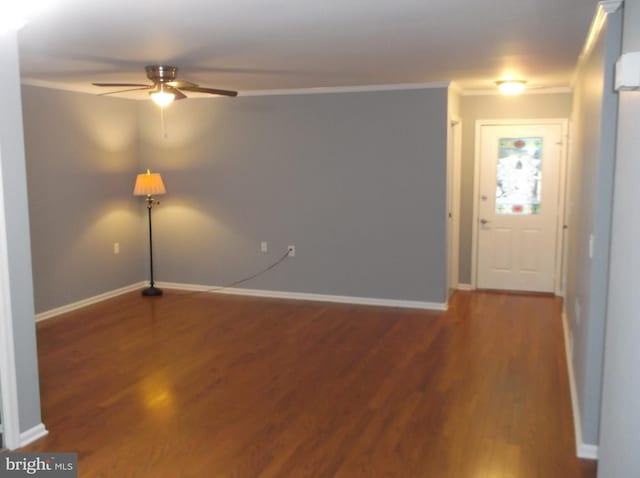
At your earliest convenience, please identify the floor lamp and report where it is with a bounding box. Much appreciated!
[134,169,166,297]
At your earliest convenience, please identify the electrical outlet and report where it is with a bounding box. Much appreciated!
[288,245,295,257]
[261,241,268,253]
[113,242,120,255]
[589,234,594,259]
[575,299,581,326]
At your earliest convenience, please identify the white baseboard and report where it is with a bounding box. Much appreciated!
[155,282,448,312]
[35,282,146,322]
[456,283,474,291]
[18,423,48,449]
[578,443,599,460]
[562,310,599,460]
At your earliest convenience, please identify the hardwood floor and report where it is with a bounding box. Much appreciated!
[23,290,597,477]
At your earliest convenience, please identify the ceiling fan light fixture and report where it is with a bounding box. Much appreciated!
[496,80,527,95]
[93,65,238,100]
[149,84,176,107]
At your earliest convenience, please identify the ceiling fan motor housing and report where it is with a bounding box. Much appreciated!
[145,65,178,83]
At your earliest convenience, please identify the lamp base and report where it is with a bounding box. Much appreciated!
[141,286,163,297]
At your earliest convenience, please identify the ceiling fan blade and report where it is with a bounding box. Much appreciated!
[173,88,187,100]
[179,85,238,97]
[92,82,151,87]
[98,86,153,96]
[167,80,197,88]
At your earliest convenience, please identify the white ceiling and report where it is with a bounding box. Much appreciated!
[17,0,598,97]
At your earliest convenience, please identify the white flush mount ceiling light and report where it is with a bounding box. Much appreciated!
[496,80,527,95]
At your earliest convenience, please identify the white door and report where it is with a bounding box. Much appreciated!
[476,123,564,293]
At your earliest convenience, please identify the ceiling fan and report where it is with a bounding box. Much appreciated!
[92,65,238,106]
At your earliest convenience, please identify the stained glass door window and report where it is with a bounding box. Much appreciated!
[496,137,543,215]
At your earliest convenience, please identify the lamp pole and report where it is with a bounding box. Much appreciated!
[134,169,166,296]
[143,196,162,296]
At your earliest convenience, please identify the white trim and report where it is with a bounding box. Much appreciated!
[18,423,48,449]
[448,115,463,294]
[156,282,448,311]
[448,81,463,96]
[572,2,621,88]
[582,5,608,61]
[562,311,599,460]
[237,82,451,97]
[21,77,573,100]
[471,119,569,291]
[579,444,599,460]
[554,120,570,296]
[461,87,572,97]
[0,146,21,450]
[21,78,451,98]
[560,117,576,298]
[599,0,623,14]
[35,282,146,322]
[471,121,482,289]
[456,283,474,291]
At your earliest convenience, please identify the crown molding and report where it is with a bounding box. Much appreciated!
[599,0,623,13]
[239,81,451,97]
[21,77,569,100]
[571,0,620,88]
[448,81,463,95]
[21,78,451,99]
[462,86,572,97]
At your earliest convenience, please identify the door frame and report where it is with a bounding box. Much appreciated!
[448,117,462,295]
[471,119,569,294]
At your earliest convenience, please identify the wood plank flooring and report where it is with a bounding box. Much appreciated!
[23,290,597,477]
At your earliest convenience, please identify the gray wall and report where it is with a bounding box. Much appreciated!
[599,1,640,475]
[0,34,42,434]
[22,86,144,313]
[565,7,622,446]
[458,93,572,284]
[138,88,449,303]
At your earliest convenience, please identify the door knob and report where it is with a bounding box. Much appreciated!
[480,218,490,225]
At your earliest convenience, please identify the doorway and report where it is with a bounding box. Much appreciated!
[472,120,567,293]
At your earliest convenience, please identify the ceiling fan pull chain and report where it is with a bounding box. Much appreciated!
[160,105,168,139]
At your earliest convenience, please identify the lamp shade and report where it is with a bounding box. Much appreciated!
[134,169,166,196]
